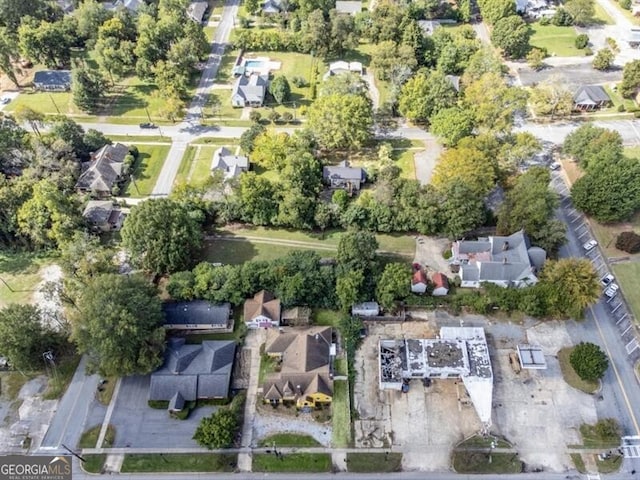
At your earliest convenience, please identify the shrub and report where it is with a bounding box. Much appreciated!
[249,110,262,122]
[618,104,626,112]
[570,342,608,382]
[552,8,573,26]
[268,110,281,124]
[615,231,640,253]
[539,16,551,25]
[291,76,307,88]
[621,0,632,10]
[128,145,139,158]
[280,111,294,123]
[575,34,589,49]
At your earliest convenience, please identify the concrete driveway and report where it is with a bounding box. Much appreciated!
[107,375,217,448]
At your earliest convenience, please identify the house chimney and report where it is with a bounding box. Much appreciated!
[502,241,509,251]
[503,257,507,264]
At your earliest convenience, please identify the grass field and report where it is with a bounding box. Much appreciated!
[252,453,332,472]
[258,433,321,447]
[596,454,623,473]
[452,451,523,474]
[571,453,587,473]
[558,347,599,394]
[4,91,81,116]
[82,455,106,474]
[529,24,583,57]
[603,86,637,113]
[579,421,621,448]
[120,454,237,472]
[78,425,115,449]
[123,144,171,197]
[200,239,332,264]
[612,262,640,323]
[107,135,171,143]
[346,453,403,472]
[0,251,53,307]
[332,380,351,448]
[593,3,615,24]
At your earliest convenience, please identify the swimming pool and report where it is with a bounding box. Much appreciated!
[245,60,266,68]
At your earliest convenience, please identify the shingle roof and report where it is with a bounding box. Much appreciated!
[33,70,71,88]
[265,326,332,374]
[244,290,281,322]
[412,270,427,286]
[83,200,116,225]
[431,272,449,289]
[187,0,208,22]
[323,160,364,182]
[149,338,235,402]
[76,143,129,193]
[211,147,248,177]
[573,85,611,105]
[162,301,231,327]
[232,74,269,104]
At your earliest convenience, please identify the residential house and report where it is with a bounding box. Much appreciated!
[75,143,130,197]
[149,338,236,411]
[103,0,143,12]
[431,272,450,296]
[262,0,283,14]
[262,326,334,408]
[56,0,74,14]
[628,29,640,47]
[211,147,249,179]
[352,302,380,317]
[335,0,362,14]
[411,270,428,294]
[186,0,208,22]
[244,290,281,328]
[573,85,612,110]
[417,19,457,35]
[281,306,311,326]
[162,301,233,332]
[322,160,365,192]
[33,70,71,91]
[323,61,363,80]
[450,230,546,288]
[231,74,269,107]
[82,200,125,231]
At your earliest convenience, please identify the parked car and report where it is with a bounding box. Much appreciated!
[139,122,157,129]
[0,97,10,105]
[583,240,598,252]
[601,274,615,287]
[604,285,619,299]
[549,162,561,171]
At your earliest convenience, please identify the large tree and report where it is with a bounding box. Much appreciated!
[376,262,410,311]
[562,123,623,171]
[478,0,516,25]
[529,78,574,119]
[18,18,75,68]
[336,230,379,276]
[439,182,486,238]
[539,258,600,319]
[429,107,475,146]
[592,48,614,71]
[431,146,496,196]
[121,198,203,275]
[398,70,457,123]
[570,342,608,381]
[72,64,108,113]
[307,93,373,149]
[370,40,417,82]
[0,27,20,87]
[564,0,595,25]
[70,273,165,376]
[74,0,112,46]
[620,59,640,98]
[490,15,531,59]
[0,304,62,371]
[336,269,365,312]
[268,75,291,105]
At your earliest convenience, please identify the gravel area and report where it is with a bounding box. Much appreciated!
[252,412,332,447]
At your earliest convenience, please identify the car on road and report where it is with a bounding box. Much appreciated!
[549,162,561,171]
[583,239,598,252]
[139,122,157,129]
[601,274,615,287]
[0,96,10,105]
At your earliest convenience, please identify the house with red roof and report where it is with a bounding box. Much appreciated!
[431,273,450,296]
[411,269,428,294]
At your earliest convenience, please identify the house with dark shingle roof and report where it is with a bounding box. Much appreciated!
[450,230,546,289]
[243,290,281,328]
[211,147,249,179]
[186,0,208,22]
[149,338,236,411]
[82,200,125,231]
[33,70,72,91]
[231,74,269,107]
[162,301,233,332]
[76,143,130,197]
[322,160,365,192]
[263,326,334,408]
[573,85,612,110]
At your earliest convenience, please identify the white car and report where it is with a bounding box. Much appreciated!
[0,97,10,105]
[601,274,615,287]
[549,162,561,171]
[604,286,619,299]
[583,240,598,252]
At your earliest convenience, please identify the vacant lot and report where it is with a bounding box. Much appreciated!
[529,24,583,57]
[612,262,640,322]
[347,452,403,472]
[123,145,171,197]
[121,454,237,472]
[0,252,52,307]
[252,453,332,472]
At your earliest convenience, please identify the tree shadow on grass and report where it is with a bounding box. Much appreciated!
[199,239,258,264]
[0,252,42,275]
[106,85,153,117]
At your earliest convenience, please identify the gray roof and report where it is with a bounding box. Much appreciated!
[163,301,231,327]
[76,143,129,193]
[335,0,362,13]
[262,0,282,12]
[573,85,611,105]
[187,0,208,22]
[232,74,269,103]
[149,338,236,402]
[211,147,248,177]
[445,75,461,92]
[33,70,71,88]
[83,200,116,224]
[323,160,364,182]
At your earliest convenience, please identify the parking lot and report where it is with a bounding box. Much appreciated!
[353,317,599,472]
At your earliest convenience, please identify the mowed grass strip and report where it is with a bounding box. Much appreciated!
[120,453,237,472]
[332,380,351,448]
[252,453,331,472]
[452,451,523,474]
[258,433,321,447]
[200,239,332,264]
[529,24,582,57]
[346,453,403,472]
[612,263,640,323]
[123,144,171,197]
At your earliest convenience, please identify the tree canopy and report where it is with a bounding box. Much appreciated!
[620,59,640,98]
[398,70,457,123]
[570,342,608,382]
[69,273,166,376]
[490,15,531,59]
[376,262,410,311]
[431,146,496,196]
[562,123,623,171]
[307,93,373,149]
[539,258,600,319]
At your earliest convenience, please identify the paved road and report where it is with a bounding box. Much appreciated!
[150,0,239,196]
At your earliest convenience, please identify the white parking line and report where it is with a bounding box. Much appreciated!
[622,324,633,336]
[626,338,639,355]
[578,231,589,239]
[612,303,623,314]
[617,313,628,325]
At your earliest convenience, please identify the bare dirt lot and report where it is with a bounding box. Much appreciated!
[353,315,599,472]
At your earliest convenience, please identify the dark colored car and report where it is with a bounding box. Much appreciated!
[139,122,157,129]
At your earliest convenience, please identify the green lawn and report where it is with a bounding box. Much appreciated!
[82,455,106,474]
[120,454,237,472]
[78,425,115,449]
[596,454,623,473]
[395,148,417,180]
[529,24,583,57]
[123,144,171,197]
[252,453,332,472]
[258,433,321,447]
[571,453,587,473]
[593,2,615,24]
[4,91,81,116]
[458,435,511,449]
[0,251,52,307]
[452,451,523,474]
[334,357,347,376]
[332,380,351,448]
[313,309,342,327]
[259,353,278,383]
[204,26,216,42]
[579,421,621,448]
[603,86,637,112]
[558,347,599,394]
[107,135,171,143]
[612,262,640,323]
[346,453,403,472]
[200,239,333,264]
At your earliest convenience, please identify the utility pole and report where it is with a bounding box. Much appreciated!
[61,443,86,463]
[49,94,61,115]
[145,107,152,123]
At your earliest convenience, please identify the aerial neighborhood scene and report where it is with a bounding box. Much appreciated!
[3,0,640,476]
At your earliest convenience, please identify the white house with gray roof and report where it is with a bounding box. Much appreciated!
[450,230,546,289]
[211,147,249,179]
[231,74,269,107]
[149,338,236,411]
[322,160,366,191]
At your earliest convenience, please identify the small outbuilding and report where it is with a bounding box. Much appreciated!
[411,270,428,294]
[516,345,547,370]
[431,272,450,296]
[352,301,380,317]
